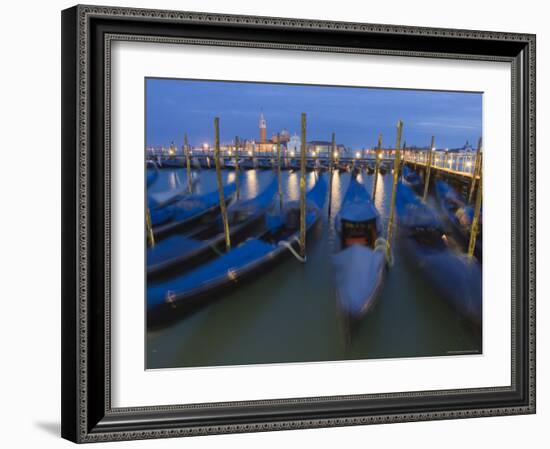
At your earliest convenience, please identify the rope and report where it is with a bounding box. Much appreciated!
[278,236,307,263]
[207,241,224,256]
[375,237,393,267]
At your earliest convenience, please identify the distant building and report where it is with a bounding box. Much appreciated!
[307,140,346,158]
[259,111,267,144]
[271,128,290,144]
[448,140,478,154]
[255,112,290,153]
[286,134,301,155]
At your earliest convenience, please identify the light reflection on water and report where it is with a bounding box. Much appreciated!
[147,167,481,369]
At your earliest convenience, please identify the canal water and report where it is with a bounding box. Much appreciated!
[146,166,481,369]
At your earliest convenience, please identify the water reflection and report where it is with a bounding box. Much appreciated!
[146,166,481,369]
[244,169,259,199]
[168,171,182,189]
[226,171,236,185]
[373,172,386,218]
[287,171,299,201]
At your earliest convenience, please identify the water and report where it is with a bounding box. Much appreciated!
[147,166,481,369]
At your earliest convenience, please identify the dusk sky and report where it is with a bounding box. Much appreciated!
[146,78,482,149]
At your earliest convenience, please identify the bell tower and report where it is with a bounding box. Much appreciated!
[259,111,267,143]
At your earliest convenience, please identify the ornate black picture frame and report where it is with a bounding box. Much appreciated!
[61,4,536,443]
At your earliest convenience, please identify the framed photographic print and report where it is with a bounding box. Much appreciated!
[61,4,536,443]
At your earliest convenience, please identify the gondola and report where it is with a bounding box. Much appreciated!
[147,176,278,280]
[378,161,389,175]
[395,181,481,327]
[197,156,212,169]
[147,175,327,327]
[148,175,199,211]
[161,157,185,168]
[287,159,300,171]
[332,175,386,325]
[402,165,422,192]
[224,158,243,169]
[306,159,318,171]
[151,181,237,239]
[146,160,159,186]
[337,161,350,172]
[435,180,482,260]
[241,158,256,170]
[257,158,273,169]
[365,162,375,175]
[319,159,329,171]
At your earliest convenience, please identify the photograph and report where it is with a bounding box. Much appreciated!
[57,3,536,444]
[145,78,483,369]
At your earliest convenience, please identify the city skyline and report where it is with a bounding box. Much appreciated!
[146,78,482,150]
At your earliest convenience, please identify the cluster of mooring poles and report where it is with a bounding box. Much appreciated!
[146,116,482,268]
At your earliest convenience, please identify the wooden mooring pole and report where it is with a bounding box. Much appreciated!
[299,113,307,259]
[146,207,155,247]
[468,149,482,258]
[468,137,483,204]
[372,134,382,201]
[423,136,435,202]
[386,120,403,262]
[328,132,335,217]
[234,136,241,200]
[184,133,193,193]
[277,133,283,211]
[214,117,231,251]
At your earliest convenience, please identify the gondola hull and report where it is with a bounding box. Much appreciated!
[435,180,482,261]
[332,176,385,324]
[396,181,482,327]
[148,178,278,279]
[147,176,327,327]
[152,182,237,240]
[333,245,386,324]
[399,236,482,326]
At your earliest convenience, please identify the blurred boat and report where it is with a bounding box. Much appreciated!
[161,157,185,168]
[435,180,482,261]
[224,158,243,169]
[306,159,318,171]
[148,175,199,211]
[146,160,159,186]
[402,165,422,192]
[147,176,278,280]
[152,181,237,239]
[197,156,212,169]
[241,158,256,170]
[396,181,481,327]
[257,157,273,169]
[147,175,327,327]
[378,161,389,175]
[332,175,386,324]
[288,159,300,171]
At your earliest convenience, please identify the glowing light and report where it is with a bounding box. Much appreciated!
[227,150,232,156]
[202,142,209,151]
[355,151,361,159]
[377,153,382,159]
[311,150,317,156]
[333,151,339,158]
[248,150,253,156]
[466,161,472,168]
[290,150,295,157]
